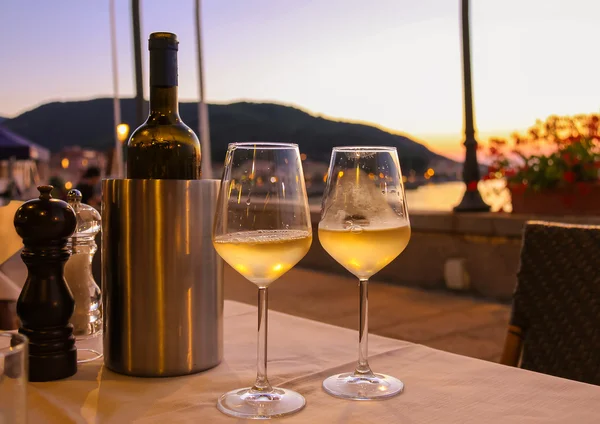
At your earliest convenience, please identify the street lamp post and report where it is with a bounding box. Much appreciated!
[131,0,145,126]
[195,0,213,179]
[109,0,123,178]
[453,0,490,212]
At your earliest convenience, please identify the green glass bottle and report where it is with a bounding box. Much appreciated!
[127,32,201,179]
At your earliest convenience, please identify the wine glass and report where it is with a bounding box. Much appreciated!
[0,332,27,424]
[319,146,411,400]
[213,142,313,419]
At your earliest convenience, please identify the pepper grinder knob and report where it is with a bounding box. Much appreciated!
[14,185,78,381]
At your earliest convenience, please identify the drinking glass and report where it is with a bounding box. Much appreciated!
[319,146,411,400]
[213,142,312,419]
[0,332,28,424]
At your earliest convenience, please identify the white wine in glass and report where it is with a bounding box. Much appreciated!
[318,226,410,280]
[319,146,411,400]
[213,142,312,419]
[214,229,312,286]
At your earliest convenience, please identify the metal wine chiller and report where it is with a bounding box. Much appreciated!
[101,179,223,377]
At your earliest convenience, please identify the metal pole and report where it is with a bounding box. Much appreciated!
[131,0,146,126]
[195,0,213,179]
[109,0,122,178]
[453,0,490,212]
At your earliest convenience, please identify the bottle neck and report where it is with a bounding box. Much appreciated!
[149,46,179,117]
[149,86,179,117]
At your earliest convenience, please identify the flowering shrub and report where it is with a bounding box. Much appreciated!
[485,113,600,193]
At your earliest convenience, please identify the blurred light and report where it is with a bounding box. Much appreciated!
[379,172,384,178]
[349,258,361,267]
[61,158,69,169]
[300,153,307,161]
[338,171,344,178]
[228,179,236,198]
[368,173,375,180]
[427,168,435,176]
[272,264,283,272]
[402,176,408,183]
[65,181,73,190]
[234,264,248,274]
[117,123,130,143]
[270,176,278,183]
[323,174,328,182]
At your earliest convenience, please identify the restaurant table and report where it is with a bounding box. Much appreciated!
[29,301,600,423]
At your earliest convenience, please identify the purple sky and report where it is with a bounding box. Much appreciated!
[2,0,599,157]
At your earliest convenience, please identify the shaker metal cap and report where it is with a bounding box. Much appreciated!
[67,189,82,202]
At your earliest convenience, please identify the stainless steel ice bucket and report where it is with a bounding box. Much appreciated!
[101,179,223,377]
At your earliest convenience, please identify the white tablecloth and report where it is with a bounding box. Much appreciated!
[29,301,600,423]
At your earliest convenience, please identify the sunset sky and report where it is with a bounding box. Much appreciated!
[2,0,599,159]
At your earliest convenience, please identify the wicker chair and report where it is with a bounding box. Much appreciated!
[500,221,600,386]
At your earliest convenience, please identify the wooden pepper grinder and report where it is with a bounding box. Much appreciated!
[14,185,78,381]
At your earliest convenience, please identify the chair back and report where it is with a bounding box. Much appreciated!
[512,221,600,385]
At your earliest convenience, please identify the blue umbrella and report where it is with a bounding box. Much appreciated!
[0,126,50,162]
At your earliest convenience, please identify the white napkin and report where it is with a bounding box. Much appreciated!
[0,270,21,300]
[0,201,24,300]
[0,201,24,265]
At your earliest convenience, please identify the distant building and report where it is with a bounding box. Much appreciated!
[50,147,107,191]
[428,158,462,180]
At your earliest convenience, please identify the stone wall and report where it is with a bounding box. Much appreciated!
[300,207,600,301]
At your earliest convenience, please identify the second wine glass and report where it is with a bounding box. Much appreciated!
[319,146,411,400]
[213,142,312,419]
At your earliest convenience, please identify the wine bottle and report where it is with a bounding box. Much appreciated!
[127,32,202,179]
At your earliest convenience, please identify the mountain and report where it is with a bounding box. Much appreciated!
[3,99,453,172]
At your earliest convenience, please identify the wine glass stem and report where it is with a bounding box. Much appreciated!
[252,287,273,392]
[355,278,373,376]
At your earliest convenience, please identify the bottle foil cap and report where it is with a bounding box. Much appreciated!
[148,32,179,51]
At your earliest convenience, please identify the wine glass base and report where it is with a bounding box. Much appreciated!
[217,387,306,420]
[76,332,103,363]
[322,372,404,400]
[77,349,103,364]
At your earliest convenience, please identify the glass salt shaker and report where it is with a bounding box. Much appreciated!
[64,189,103,363]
